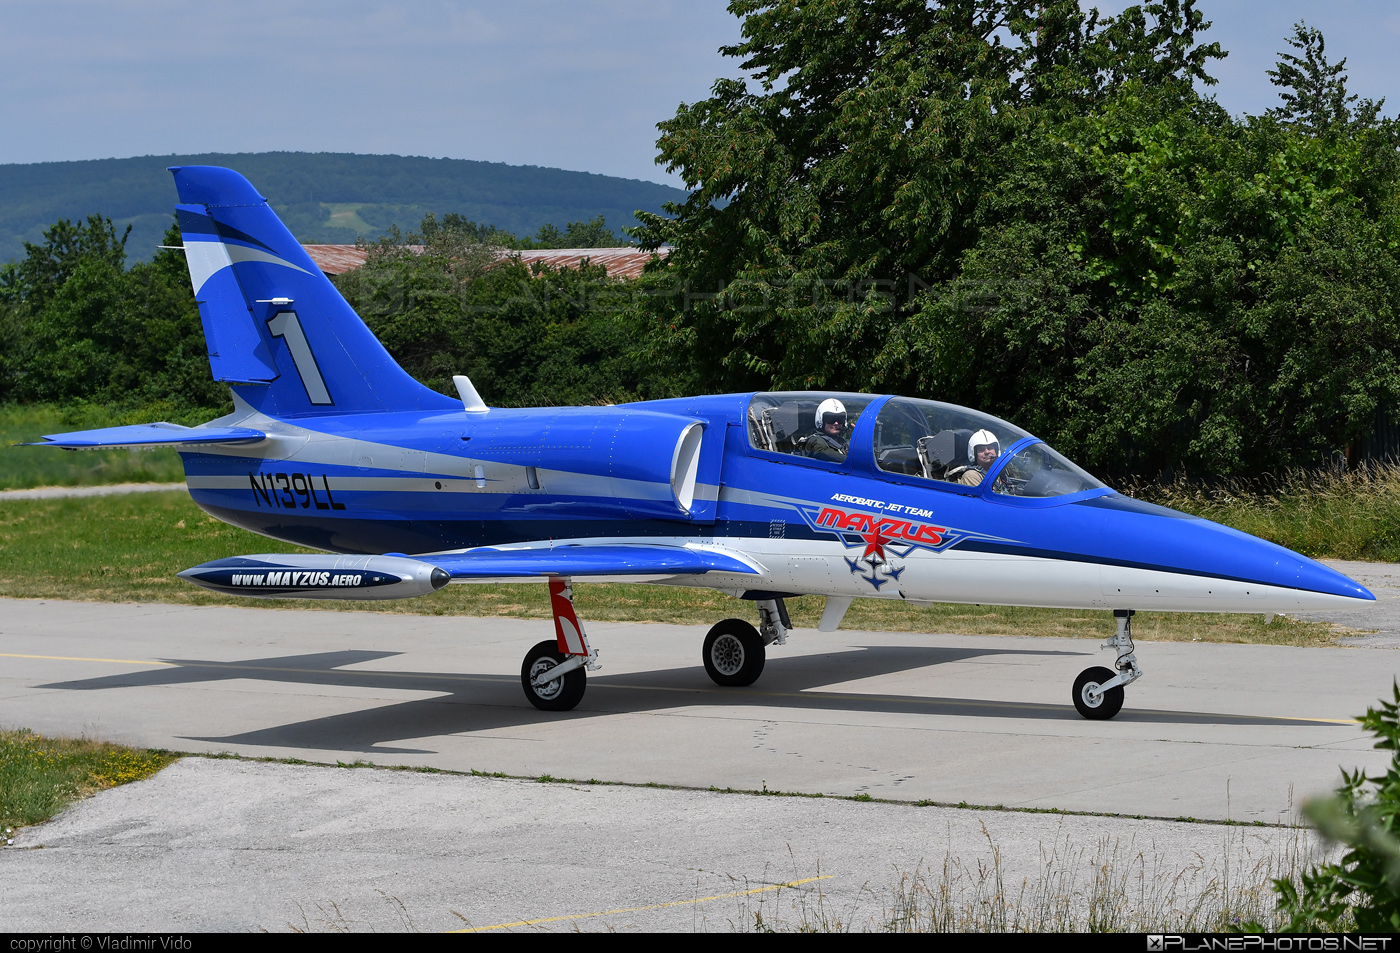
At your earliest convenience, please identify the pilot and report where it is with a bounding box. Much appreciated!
[958,429,1000,486]
[803,398,850,462]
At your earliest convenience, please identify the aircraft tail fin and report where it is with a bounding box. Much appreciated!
[170,166,458,417]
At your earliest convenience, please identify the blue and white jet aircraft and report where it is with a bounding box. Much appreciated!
[28,166,1375,719]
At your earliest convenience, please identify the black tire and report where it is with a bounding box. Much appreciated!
[1073,666,1124,720]
[521,640,586,711]
[702,619,765,687]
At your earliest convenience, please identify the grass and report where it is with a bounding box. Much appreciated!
[737,824,1323,932]
[0,728,178,831]
[0,401,225,490]
[0,489,1337,645]
[1129,462,1400,563]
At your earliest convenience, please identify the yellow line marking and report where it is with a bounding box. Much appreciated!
[0,652,174,666]
[451,874,834,932]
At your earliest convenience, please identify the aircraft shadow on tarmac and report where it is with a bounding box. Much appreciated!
[38,643,1331,754]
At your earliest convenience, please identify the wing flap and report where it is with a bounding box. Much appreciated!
[23,422,267,450]
[428,544,760,579]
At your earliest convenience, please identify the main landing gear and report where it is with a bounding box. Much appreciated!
[520,577,599,711]
[1073,609,1143,720]
[702,597,791,688]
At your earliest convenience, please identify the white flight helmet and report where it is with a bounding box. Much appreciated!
[815,398,848,429]
[967,429,999,463]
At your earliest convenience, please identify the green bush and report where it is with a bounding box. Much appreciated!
[1261,683,1400,932]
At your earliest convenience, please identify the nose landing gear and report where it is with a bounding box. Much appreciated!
[1072,609,1142,720]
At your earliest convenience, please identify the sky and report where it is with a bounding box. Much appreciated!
[1,2,1397,188]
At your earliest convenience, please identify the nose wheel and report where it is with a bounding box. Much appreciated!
[1071,609,1142,720]
[1073,666,1124,719]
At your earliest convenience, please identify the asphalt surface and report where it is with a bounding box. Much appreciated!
[3,560,1396,931]
[4,757,1319,933]
[1307,559,1400,646]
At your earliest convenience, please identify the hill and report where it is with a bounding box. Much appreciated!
[0,152,687,264]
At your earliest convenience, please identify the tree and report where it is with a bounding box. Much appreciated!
[1251,683,1400,932]
[1267,22,1382,132]
[633,2,1400,475]
[521,216,630,249]
[0,216,224,409]
[333,213,665,406]
[632,1,1224,388]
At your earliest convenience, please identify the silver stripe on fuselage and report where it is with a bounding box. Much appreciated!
[182,402,715,504]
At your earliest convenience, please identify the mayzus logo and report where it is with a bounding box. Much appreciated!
[798,503,973,557]
[267,311,332,405]
[795,502,991,592]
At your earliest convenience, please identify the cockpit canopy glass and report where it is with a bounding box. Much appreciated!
[873,396,1105,497]
[873,397,1029,487]
[991,443,1104,498]
[748,392,876,465]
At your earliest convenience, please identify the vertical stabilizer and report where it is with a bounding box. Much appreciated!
[170,166,457,417]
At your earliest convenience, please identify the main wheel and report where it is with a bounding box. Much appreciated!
[703,619,765,687]
[521,640,586,711]
[1073,666,1124,720]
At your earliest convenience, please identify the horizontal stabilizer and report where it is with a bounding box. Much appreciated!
[429,544,760,579]
[23,422,266,450]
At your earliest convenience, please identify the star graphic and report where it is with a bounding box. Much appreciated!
[862,573,888,591]
[844,556,864,575]
[860,527,890,563]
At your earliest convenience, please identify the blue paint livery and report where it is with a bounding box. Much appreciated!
[23,166,1375,717]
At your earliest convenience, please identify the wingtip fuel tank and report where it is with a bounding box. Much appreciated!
[179,554,451,600]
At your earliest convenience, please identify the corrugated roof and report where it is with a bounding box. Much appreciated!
[302,244,668,278]
[301,245,370,275]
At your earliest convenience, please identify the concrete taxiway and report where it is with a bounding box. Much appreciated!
[4,757,1318,933]
[3,591,1397,930]
[2,596,1395,821]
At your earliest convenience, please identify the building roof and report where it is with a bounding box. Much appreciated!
[302,244,668,278]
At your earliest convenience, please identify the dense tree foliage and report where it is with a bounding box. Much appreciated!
[3,3,1398,477]
[0,210,653,413]
[634,1,1400,474]
[0,217,226,409]
[331,214,662,406]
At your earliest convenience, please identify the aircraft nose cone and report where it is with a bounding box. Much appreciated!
[1293,556,1374,602]
[1066,494,1375,608]
[431,567,451,591]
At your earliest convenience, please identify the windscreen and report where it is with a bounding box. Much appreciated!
[873,396,1104,496]
[872,397,1031,488]
[990,442,1104,498]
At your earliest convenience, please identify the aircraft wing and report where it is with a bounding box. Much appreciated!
[427,544,761,579]
[22,423,267,450]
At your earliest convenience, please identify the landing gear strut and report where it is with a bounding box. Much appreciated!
[1072,609,1143,720]
[520,577,599,711]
